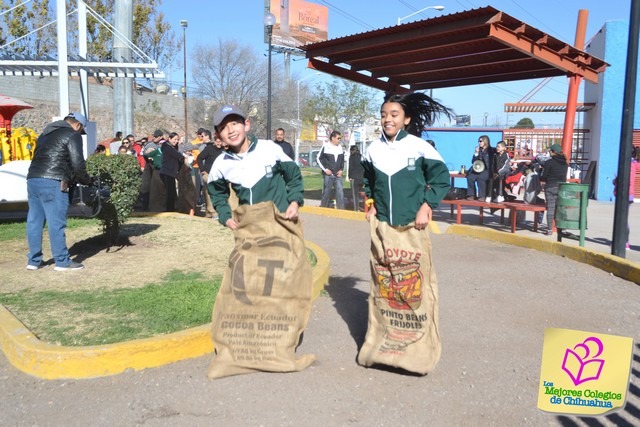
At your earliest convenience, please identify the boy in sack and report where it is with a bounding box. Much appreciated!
[206,105,314,379]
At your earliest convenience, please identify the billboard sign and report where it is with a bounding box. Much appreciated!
[268,0,328,50]
[455,115,471,127]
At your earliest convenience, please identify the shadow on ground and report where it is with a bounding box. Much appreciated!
[556,342,640,426]
[69,223,160,262]
[324,275,368,349]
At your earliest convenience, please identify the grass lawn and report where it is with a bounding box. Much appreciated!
[301,167,353,192]
[0,271,221,346]
[0,216,318,346]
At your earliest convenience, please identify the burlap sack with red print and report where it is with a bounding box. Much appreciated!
[207,202,315,379]
[357,217,441,375]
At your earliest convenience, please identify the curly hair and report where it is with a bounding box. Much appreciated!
[382,92,454,137]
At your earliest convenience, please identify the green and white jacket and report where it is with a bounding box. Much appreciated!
[207,136,304,225]
[362,130,450,226]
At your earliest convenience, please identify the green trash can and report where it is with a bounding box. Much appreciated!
[555,183,589,246]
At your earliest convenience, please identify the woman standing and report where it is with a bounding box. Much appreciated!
[159,132,184,212]
[466,135,493,201]
[540,144,568,235]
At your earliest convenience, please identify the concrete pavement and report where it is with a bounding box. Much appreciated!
[1,200,639,425]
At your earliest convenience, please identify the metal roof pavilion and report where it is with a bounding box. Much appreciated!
[0,53,164,79]
[302,6,608,94]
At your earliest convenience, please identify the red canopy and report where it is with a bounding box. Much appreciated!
[0,94,33,136]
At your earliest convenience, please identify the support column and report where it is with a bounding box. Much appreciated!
[561,9,589,158]
[113,0,134,135]
[56,0,69,116]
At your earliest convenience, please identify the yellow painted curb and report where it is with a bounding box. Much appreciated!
[301,205,366,221]
[0,215,331,379]
[445,225,640,284]
[300,205,441,234]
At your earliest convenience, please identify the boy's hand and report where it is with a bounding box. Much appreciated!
[365,204,376,222]
[285,201,299,221]
[225,218,238,230]
[415,202,432,230]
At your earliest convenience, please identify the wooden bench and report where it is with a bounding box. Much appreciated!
[440,199,506,225]
[502,201,546,233]
[440,199,546,233]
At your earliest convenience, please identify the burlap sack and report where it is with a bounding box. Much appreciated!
[207,201,315,379]
[357,217,441,375]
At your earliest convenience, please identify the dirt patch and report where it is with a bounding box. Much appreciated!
[0,214,234,293]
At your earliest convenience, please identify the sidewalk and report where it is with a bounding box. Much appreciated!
[1,200,639,426]
[305,197,640,264]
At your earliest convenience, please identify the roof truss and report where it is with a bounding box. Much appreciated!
[303,6,607,93]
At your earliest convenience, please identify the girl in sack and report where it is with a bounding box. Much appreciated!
[359,92,453,375]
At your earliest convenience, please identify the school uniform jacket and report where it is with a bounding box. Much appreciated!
[317,142,344,174]
[362,130,450,226]
[207,136,304,225]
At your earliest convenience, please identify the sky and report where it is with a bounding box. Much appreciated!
[158,0,633,128]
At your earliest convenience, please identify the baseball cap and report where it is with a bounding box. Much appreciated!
[549,144,562,153]
[153,129,164,138]
[195,127,206,135]
[66,112,87,128]
[213,105,245,128]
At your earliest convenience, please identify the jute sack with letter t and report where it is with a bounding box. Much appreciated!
[357,217,441,375]
[207,201,315,379]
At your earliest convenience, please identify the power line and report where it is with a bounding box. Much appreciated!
[317,0,374,31]
[507,0,567,42]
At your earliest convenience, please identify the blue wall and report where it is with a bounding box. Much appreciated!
[586,20,640,200]
[423,128,503,187]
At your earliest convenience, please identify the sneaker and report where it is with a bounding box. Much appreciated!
[497,196,505,203]
[26,263,42,271]
[484,197,492,203]
[54,261,84,271]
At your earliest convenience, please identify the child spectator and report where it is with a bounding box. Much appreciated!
[540,144,568,235]
[493,141,511,202]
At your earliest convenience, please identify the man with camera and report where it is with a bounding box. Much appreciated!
[26,112,93,271]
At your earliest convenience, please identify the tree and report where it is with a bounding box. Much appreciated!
[191,38,271,133]
[513,117,535,129]
[86,152,141,246]
[132,1,179,71]
[0,0,177,70]
[0,0,56,56]
[303,78,378,146]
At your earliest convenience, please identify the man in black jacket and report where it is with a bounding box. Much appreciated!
[348,145,364,211]
[26,112,92,271]
[274,128,295,160]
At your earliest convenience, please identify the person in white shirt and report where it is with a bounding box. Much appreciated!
[317,131,345,209]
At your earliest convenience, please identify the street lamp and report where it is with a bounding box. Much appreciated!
[180,19,188,138]
[264,12,276,139]
[296,72,321,163]
[397,5,444,25]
